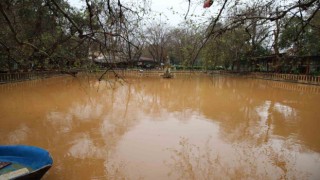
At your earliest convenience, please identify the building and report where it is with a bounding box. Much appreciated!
[251,54,320,74]
[91,52,157,69]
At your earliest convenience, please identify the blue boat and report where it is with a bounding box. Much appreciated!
[0,145,53,180]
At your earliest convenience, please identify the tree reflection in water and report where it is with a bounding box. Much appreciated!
[166,137,310,180]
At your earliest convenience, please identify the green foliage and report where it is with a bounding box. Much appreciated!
[280,13,320,56]
[174,65,203,70]
[0,0,90,72]
[201,27,254,70]
[165,24,204,66]
[0,0,319,73]
[0,0,145,72]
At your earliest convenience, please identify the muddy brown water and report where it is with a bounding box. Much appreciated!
[0,75,320,179]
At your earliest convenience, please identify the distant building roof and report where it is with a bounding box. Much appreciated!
[90,51,155,64]
[139,57,154,61]
[91,54,127,63]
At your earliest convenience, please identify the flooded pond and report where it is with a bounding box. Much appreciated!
[1,75,320,179]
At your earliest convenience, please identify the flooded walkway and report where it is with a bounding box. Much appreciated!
[0,75,320,179]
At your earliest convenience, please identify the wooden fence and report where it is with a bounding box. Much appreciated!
[210,71,320,85]
[0,70,206,84]
[0,71,63,84]
[2,70,318,86]
[250,72,320,85]
[90,69,205,78]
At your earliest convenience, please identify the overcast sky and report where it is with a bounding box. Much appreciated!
[67,0,215,26]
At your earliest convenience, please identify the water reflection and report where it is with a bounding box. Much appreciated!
[166,137,313,179]
[68,133,104,159]
[7,124,30,144]
[274,102,297,119]
[0,75,320,179]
